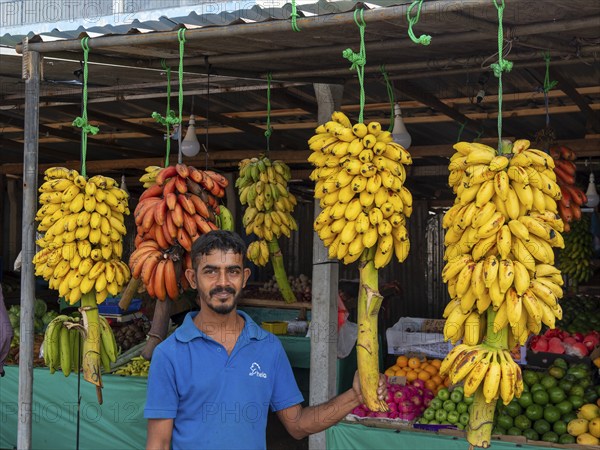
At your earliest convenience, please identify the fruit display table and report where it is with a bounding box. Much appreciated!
[0,366,147,450]
[326,422,558,450]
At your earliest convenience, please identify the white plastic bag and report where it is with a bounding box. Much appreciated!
[337,320,357,359]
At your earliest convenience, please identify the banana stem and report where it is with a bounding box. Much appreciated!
[467,386,496,448]
[267,238,296,303]
[80,292,102,390]
[484,308,508,350]
[356,247,388,412]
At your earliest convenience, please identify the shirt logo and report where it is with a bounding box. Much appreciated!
[249,362,267,378]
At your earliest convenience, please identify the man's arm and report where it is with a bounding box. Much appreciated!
[276,371,386,440]
[146,418,173,450]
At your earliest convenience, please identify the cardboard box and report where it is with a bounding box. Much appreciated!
[526,346,598,369]
[261,321,288,335]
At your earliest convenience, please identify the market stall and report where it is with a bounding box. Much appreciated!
[1,1,600,449]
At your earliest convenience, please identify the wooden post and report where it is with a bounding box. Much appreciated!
[309,83,343,450]
[18,47,41,450]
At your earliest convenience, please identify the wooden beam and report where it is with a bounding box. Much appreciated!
[55,105,162,136]
[550,69,600,133]
[0,109,82,142]
[398,80,494,136]
[0,137,73,162]
[3,138,598,176]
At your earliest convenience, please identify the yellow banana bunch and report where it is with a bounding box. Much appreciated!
[441,140,565,344]
[139,165,162,188]
[246,240,270,267]
[33,168,131,305]
[307,111,413,268]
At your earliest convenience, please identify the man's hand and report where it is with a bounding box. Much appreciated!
[351,370,387,405]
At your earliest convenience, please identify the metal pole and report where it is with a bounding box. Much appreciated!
[17,48,40,450]
[309,83,342,450]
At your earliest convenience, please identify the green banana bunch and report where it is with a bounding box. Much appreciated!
[98,315,119,372]
[557,213,593,286]
[139,165,162,188]
[113,356,150,377]
[33,168,132,305]
[307,111,413,268]
[216,205,235,231]
[43,314,84,376]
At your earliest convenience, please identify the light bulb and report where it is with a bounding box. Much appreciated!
[585,172,599,208]
[181,115,201,157]
[392,104,412,150]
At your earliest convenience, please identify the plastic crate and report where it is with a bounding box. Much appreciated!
[98,297,142,315]
[261,321,288,335]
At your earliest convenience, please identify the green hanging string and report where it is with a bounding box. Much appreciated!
[407,0,431,46]
[456,121,467,143]
[380,64,395,132]
[542,52,557,93]
[491,0,513,153]
[264,72,273,155]
[290,0,301,32]
[343,9,367,123]
[151,59,177,167]
[72,37,98,178]
[177,28,186,164]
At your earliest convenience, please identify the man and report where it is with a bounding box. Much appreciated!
[145,230,386,449]
[0,283,13,376]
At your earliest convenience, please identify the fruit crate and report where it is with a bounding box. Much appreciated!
[98,297,142,315]
[526,345,600,370]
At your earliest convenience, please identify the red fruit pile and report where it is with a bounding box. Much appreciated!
[129,164,228,301]
[550,145,587,231]
[529,329,600,357]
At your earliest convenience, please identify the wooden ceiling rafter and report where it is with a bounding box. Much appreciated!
[549,69,600,133]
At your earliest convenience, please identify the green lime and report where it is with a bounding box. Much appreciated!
[561,411,577,424]
[569,385,585,398]
[548,387,567,404]
[552,420,567,435]
[522,370,539,387]
[569,395,584,409]
[558,379,573,393]
[435,409,447,422]
[522,428,539,441]
[428,419,439,425]
[517,392,533,408]
[496,413,513,430]
[514,414,532,431]
[419,418,429,424]
[541,431,559,443]
[525,404,543,421]
[540,375,557,390]
[584,387,599,404]
[533,419,551,435]
[553,358,568,370]
[456,423,465,430]
[504,401,522,418]
[548,366,565,379]
[463,395,474,405]
[532,390,549,406]
[530,383,545,393]
[492,426,507,436]
[456,402,468,414]
[507,426,522,436]
[543,405,561,424]
[558,433,576,445]
[555,400,573,416]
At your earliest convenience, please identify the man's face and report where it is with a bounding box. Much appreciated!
[185,250,251,315]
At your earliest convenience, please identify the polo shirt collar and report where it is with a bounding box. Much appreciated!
[175,309,269,343]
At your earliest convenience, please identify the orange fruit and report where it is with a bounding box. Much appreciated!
[430,359,442,369]
[396,355,408,368]
[425,380,437,392]
[424,365,438,376]
[406,370,418,382]
[384,368,396,377]
[418,370,431,381]
[408,357,421,369]
[431,375,443,386]
[395,368,407,377]
[444,376,452,387]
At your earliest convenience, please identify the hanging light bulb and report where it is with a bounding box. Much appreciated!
[392,103,412,149]
[585,172,599,208]
[120,174,129,196]
[181,115,201,157]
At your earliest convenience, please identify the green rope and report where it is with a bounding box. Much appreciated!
[72,37,98,178]
[407,0,431,46]
[343,9,367,123]
[177,28,186,164]
[456,121,466,143]
[265,72,273,154]
[290,0,301,32]
[380,64,395,132]
[491,0,513,153]
[542,51,557,93]
[151,59,177,167]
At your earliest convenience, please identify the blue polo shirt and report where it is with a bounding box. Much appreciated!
[144,310,303,450]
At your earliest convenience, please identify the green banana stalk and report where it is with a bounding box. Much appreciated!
[267,239,296,304]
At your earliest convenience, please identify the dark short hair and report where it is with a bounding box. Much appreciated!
[190,230,247,269]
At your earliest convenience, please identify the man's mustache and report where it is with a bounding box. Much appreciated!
[209,286,236,296]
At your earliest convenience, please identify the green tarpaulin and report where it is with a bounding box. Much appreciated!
[326,422,558,450]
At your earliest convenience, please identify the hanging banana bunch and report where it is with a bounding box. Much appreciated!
[307,110,414,412]
[237,155,298,303]
[438,139,566,446]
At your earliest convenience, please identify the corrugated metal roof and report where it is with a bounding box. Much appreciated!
[0,1,401,47]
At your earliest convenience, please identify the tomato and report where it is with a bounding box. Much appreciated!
[533,419,551,435]
[525,404,543,421]
[514,414,532,431]
[543,405,561,424]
